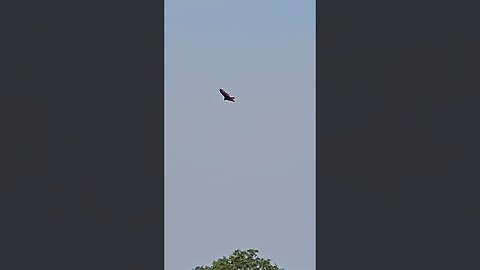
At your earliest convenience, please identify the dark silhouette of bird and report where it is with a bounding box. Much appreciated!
[219,88,235,102]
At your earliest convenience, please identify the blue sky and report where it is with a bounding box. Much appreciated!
[165,1,315,269]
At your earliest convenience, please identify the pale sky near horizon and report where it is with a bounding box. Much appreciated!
[165,1,315,269]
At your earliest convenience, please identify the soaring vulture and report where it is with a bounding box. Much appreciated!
[219,88,235,102]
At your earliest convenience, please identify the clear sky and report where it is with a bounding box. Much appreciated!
[165,1,315,269]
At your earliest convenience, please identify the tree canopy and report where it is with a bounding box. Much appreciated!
[193,249,283,270]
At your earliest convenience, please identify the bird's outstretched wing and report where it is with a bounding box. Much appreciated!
[219,88,231,98]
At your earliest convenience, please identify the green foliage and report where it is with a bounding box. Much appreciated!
[193,249,283,270]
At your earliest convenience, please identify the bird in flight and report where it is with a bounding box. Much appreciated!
[219,88,235,102]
